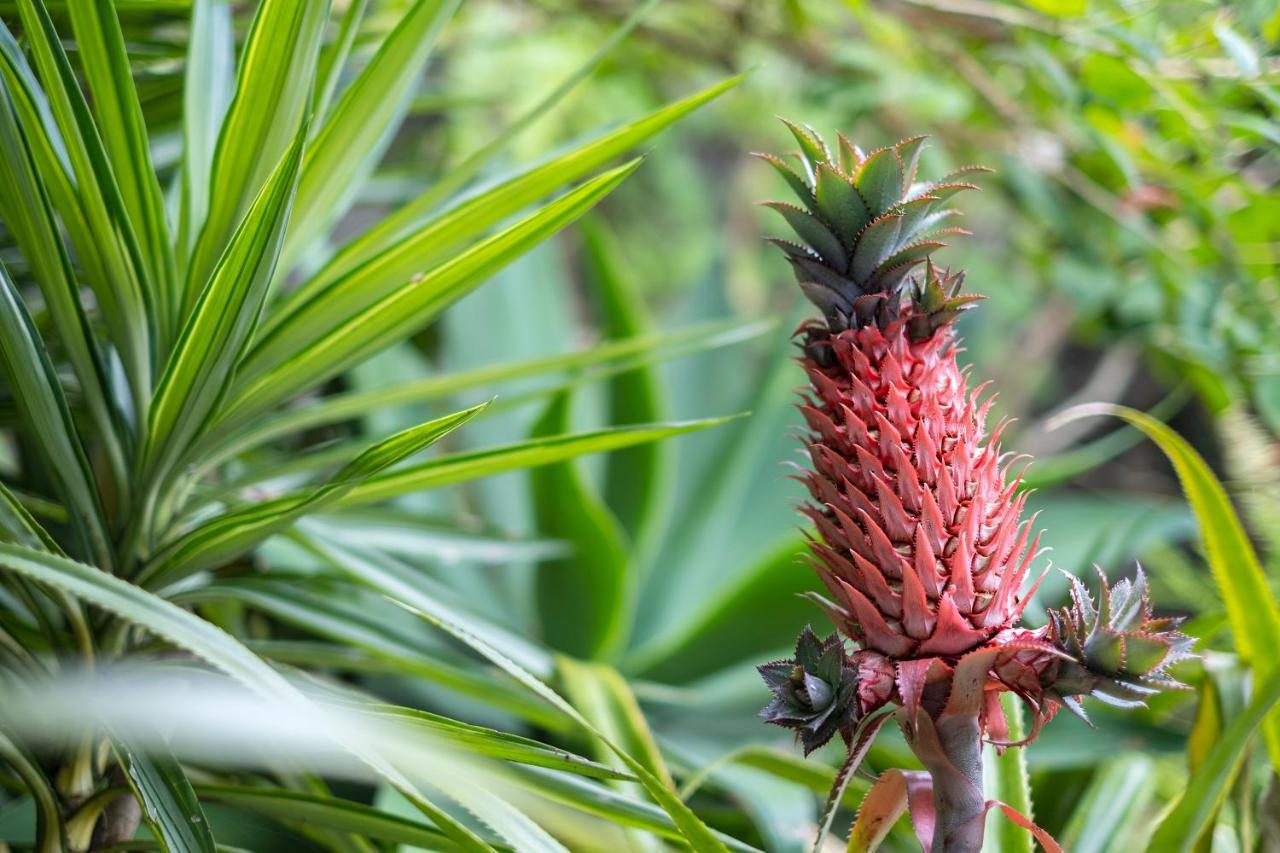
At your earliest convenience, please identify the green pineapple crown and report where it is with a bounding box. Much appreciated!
[759,119,989,339]
[1047,567,1196,716]
[757,626,859,755]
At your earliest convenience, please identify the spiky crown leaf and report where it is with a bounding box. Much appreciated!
[757,626,860,755]
[1046,566,1195,710]
[760,119,990,338]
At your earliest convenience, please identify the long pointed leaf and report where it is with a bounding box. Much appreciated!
[1056,403,1280,766]
[341,416,739,507]
[183,0,328,315]
[146,132,306,483]
[283,0,459,263]
[226,160,641,428]
[9,1,153,404]
[177,0,234,266]
[146,403,486,585]
[67,0,175,338]
[394,600,735,852]
[279,75,741,331]
[0,264,111,567]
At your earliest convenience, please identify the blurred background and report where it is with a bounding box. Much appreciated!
[3,0,1279,849]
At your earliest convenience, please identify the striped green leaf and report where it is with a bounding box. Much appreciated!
[0,73,125,478]
[196,318,767,468]
[283,0,459,264]
[146,132,306,482]
[183,0,328,313]
[146,403,485,585]
[115,743,217,853]
[9,0,153,404]
[225,160,642,428]
[340,416,740,507]
[311,0,696,286]
[0,543,497,853]
[267,75,742,355]
[1147,664,1280,851]
[396,600,736,853]
[66,0,175,337]
[177,0,234,264]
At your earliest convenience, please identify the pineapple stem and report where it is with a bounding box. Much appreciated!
[907,709,988,853]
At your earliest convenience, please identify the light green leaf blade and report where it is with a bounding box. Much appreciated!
[395,599,738,853]
[985,694,1033,853]
[1147,664,1280,851]
[530,393,631,660]
[310,0,371,123]
[372,705,631,782]
[198,318,767,467]
[66,0,175,336]
[1056,403,1280,766]
[0,545,497,853]
[8,0,153,404]
[177,0,234,264]
[282,74,742,328]
[341,416,740,507]
[147,403,485,584]
[0,72,125,479]
[556,657,674,799]
[183,0,328,314]
[284,0,459,263]
[1060,756,1156,853]
[147,131,306,482]
[226,160,642,426]
[115,743,218,853]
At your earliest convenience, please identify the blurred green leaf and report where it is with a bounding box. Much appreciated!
[1148,665,1280,851]
[531,393,631,660]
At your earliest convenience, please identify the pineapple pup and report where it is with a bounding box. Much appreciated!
[756,122,1193,853]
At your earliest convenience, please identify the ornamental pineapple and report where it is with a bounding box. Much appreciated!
[756,121,1193,853]
[765,123,1038,721]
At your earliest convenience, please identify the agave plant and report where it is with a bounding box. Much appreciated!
[0,0,773,849]
[757,121,1194,852]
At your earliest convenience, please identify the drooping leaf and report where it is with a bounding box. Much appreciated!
[1056,404,1280,766]
[1147,664,1280,851]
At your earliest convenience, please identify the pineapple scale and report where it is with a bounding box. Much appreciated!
[798,318,1040,662]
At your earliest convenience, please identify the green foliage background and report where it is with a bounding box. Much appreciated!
[0,0,1277,851]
